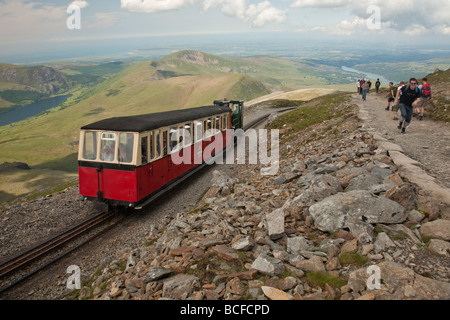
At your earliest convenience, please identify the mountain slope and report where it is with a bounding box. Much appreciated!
[423,68,450,122]
[0,63,70,111]
[0,63,69,94]
[0,58,269,170]
[154,50,356,91]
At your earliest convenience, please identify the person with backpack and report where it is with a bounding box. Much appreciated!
[361,80,369,100]
[375,79,381,93]
[386,82,398,117]
[415,77,432,121]
[394,78,422,134]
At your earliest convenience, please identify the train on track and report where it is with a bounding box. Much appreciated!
[78,100,244,209]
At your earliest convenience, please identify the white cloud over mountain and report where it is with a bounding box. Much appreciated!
[290,0,450,35]
[120,0,287,27]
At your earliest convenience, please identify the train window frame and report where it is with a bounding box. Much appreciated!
[223,114,226,129]
[184,123,193,147]
[162,130,168,157]
[100,132,117,162]
[155,130,161,159]
[169,127,180,153]
[82,131,98,161]
[149,131,155,160]
[206,118,213,138]
[141,134,149,165]
[195,120,203,143]
[203,119,207,139]
[118,133,135,164]
[215,116,221,131]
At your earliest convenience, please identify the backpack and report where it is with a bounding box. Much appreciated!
[402,85,419,95]
[422,83,431,97]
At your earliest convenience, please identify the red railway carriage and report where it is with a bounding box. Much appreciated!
[78,103,240,209]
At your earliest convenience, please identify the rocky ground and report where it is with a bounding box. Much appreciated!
[1,92,448,301]
[66,93,449,301]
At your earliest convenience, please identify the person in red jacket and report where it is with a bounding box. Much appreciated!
[415,77,432,121]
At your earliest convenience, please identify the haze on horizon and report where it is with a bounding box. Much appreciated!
[1,0,450,64]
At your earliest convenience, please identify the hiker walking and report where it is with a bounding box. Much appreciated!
[415,77,432,121]
[394,78,422,134]
[375,79,381,93]
[385,82,397,114]
[361,80,369,100]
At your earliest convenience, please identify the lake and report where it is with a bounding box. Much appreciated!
[0,95,70,127]
[341,66,392,84]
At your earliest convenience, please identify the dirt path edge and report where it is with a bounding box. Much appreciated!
[356,94,450,220]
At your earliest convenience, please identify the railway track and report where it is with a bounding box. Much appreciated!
[0,106,297,297]
[0,210,119,295]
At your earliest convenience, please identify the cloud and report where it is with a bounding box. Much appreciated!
[120,0,196,13]
[247,1,287,27]
[70,1,89,9]
[0,0,66,44]
[310,16,392,36]
[291,0,351,9]
[120,0,287,27]
[290,0,450,35]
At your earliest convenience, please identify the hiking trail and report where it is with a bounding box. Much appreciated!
[354,92,450,219]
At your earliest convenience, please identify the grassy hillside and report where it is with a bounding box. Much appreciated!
[154,50,357,91]
[0,63,69,110]
[0,61,267,168]
[422,68,450,122]
[0,55,274,204]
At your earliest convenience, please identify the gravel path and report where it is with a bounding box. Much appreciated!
[353,92,450,189]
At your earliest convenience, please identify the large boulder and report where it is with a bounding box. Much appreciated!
[420,219,450,241]
[309,190,407,233]
[348,262,450,300]
[162,274,200,299]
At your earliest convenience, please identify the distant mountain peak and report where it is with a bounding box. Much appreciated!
[178,50,219,66]
[0,63,69,95]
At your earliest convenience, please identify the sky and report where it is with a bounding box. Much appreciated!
[1,0,450,63]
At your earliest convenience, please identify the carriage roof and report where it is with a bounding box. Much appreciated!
[81,105,232,132]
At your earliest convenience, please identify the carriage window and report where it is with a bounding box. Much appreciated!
[179,126,185,148]
[185,123,192,146]
[156,131,161,158]
[163,131,168,156]
[150,131,154,160]
[83,131,97,160]
[215,116,220,131]
[100,132,116,162]
[170,127,178,152]
[196,121,202,142]
[203,120,207,138]
[119,133,134,163]
[141,136,148,164]
[207,118,212,137]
